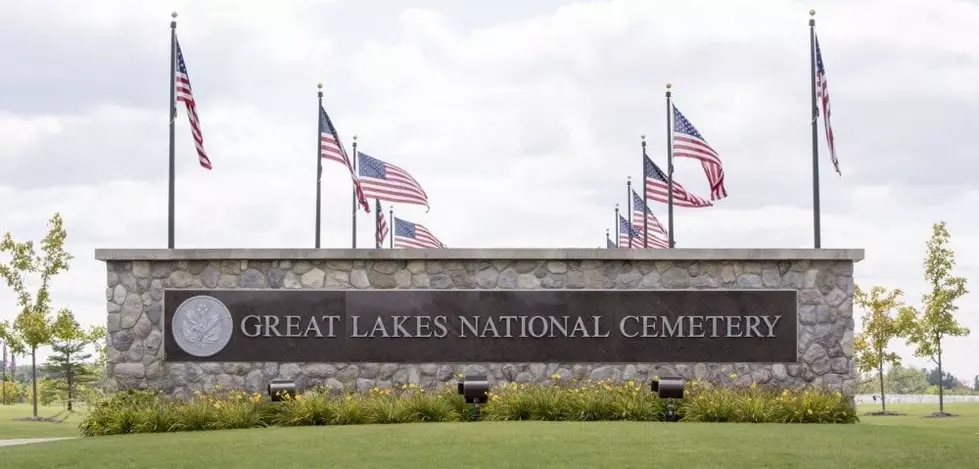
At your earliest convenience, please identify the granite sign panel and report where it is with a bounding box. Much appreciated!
[163,289,798,363]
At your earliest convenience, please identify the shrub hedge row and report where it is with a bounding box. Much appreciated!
[79,377,857,436]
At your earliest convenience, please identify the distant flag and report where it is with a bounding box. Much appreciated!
[375,200,389,248]
[393,217,444,249]
[606,235,615,249]
[631,189,669,248]
[174,36,212,170]
[815,34,840,176]
[358,153,430,210]
[319,107,370,213]
[617,214,643,248]
[644,155,712,208]
[672,105,727,200]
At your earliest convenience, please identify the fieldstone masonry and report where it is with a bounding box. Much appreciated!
[96,248,863,402]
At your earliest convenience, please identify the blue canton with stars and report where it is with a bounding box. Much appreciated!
[394,217,417,238]
[618,214,640,238]
[631,189,650,214]
[643,155,668,182]
[672,105,706,140]
[358,153,388,179]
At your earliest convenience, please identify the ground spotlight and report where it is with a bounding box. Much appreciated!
[268,379,298,401]
[651,377,684,422]
[457,374,489,421]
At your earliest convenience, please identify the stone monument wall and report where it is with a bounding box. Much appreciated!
[97,248,862,400]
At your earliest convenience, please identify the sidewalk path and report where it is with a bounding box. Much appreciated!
[0,437,76,447]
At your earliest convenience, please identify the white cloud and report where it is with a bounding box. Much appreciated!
[1,0,977,381]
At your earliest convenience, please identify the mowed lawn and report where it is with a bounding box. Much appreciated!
[1,402,978,468]
[0,403,85,439]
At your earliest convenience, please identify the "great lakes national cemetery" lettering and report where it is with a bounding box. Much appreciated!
[238,314,782,339]
[164,289,798,362]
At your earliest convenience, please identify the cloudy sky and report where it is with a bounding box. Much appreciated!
[2,0,977,380]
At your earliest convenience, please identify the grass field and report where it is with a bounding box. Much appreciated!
[1,402,978,468]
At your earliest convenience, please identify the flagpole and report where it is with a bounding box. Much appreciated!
[809,9,822,249]
[665,83,676,249]
[605,229,611,248]
[389,207,394,248]
[614,204,620,248]
[374,199,382,248]
[351,135,358,249]
[641,135,648,248]
[626,176,633,248]
[167,11,177,249]
[315,83,324,249]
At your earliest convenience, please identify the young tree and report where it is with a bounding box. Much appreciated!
[39,309,103,411]
[853,284,906,413]
[0,213,72,419]
[898,221,970,416]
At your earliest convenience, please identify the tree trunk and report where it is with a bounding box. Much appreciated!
[31,346,38,418]
[878,360,886,412]
[937,335,945,414]
[66,350,73,412]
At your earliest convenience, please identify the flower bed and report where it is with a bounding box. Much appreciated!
[79,377,857,436]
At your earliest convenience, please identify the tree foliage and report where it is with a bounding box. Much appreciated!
[0,212,73,417]
[853,284,907,411]
[40,309,103,411]
[897,221,970,413]
[886,365,930,395]
[925,367,958,389]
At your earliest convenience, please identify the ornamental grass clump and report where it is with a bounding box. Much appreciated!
[680,378,858,424]
[78,377,857,436]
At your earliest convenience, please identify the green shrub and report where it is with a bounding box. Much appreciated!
[681,379,858,424]
[78,378,857,436]
[1,381,22,405]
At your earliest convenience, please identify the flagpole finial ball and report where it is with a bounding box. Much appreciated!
[171,11,178,18]
[316,82,323,89]
[665,83,672,89]
[809,9,815,16]
[352,135,358,141]
[641,134,646,140]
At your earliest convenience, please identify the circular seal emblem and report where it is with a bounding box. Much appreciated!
[171,295,233,358]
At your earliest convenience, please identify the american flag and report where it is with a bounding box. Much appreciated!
[617,214,643,248]
[631,189,669,248]
[672,105,727,200]
[174,36,212,170]
[358,153,430,209]
[815,34,840,176]
[319,107,370,213]
[393,217,443,249]
[643,155,712,208]
[375,199,389,248]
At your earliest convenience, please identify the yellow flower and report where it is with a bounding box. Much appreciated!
[550,373,561,380]
[729,373,737,381]
[345,395,353,401]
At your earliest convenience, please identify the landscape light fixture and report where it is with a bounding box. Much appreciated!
[268,379,298,402]
[457,373,490,421]
[650,377,684,422]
